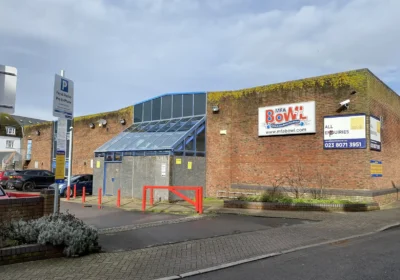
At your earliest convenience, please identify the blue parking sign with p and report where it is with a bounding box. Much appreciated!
[61,79,69,92]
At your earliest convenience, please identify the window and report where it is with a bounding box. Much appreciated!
[134,104,143,123]
[6,127,16,135]
[173,95,183,118]
[114,152,122,161]
[143,101,152,121]
[194,93,206,115]
[6,140,14,148]
[105,152,113,161]
[81,175,91,182]
[161,95,172,119]
[183,95,193,117]
[185,132,195,151]
[196,125,206,152]
[42,171,54,176]
[152,98,161,121]
[25,170,40,176]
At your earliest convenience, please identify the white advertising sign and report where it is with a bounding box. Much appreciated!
[370,115,381,151]
[53,74,74,119]
[258,101,316,136]
[323,114,366,149]
[0,65,17,114]
[161,163,167,177]
[56,119,67,153]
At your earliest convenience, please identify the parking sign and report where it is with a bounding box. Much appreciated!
[53,74,74,119]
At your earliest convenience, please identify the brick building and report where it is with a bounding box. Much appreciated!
[206,69,400,205]
[22,69,400,205]
[22,106,132,175]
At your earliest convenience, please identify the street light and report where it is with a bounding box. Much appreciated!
[67,126,73,190]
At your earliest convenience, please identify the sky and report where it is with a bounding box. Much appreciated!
[0,0,399,120]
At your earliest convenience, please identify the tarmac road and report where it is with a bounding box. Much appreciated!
[188,227,400,280]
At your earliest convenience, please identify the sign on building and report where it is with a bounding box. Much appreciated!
[370,115,381,151]
[0,65,17,114]
[370,160,383,177]
[53,74,74,120]
[324,114,366,149]
[258,101,316,136]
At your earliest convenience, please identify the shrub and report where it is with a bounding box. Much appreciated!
[2,212,99,257]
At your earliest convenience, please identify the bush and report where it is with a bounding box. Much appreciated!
[1,212,99,257]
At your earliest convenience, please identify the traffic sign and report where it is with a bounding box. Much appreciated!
[55,151,66,183]
[53,74,74,119]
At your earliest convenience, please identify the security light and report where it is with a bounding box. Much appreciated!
[212,105,220,113]
[98,119,107,127]
[120,118,126,125]
[89,123,95,129]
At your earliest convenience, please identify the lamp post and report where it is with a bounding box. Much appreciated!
[67,127,73,190]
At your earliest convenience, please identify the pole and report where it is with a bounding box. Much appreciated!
[67,128,73,190]
[53,69,65,214]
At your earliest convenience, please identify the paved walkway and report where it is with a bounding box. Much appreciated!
[2,205,400,280]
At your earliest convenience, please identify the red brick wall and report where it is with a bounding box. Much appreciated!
[22,123,53,171]
[71,107,133,175]
[367,73,400,190]
[0,190,57,224]
[22,107,133,175]
[206,70,377,197]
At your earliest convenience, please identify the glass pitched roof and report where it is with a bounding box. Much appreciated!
[95,116,205,152]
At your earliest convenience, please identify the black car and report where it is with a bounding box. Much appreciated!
[7,169,55,191]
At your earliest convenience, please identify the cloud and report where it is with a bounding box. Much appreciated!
[0,0,399,120]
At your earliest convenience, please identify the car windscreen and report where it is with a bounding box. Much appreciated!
[0,187,5,196]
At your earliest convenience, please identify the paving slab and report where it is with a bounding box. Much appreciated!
[100,214,311,252]
[2,207,400,280]
[61,201,186,229]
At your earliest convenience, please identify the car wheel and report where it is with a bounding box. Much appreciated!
[7,183,15,190]
[22,181,35,192]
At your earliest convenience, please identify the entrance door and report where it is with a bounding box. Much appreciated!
[104,162,121,196]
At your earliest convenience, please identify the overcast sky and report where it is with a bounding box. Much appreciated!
[0,0,399,120]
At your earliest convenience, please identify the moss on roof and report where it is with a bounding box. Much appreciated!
[0,113,20,127]
[73,106,133,123]
[208,68,370,103]
[0,113,23,137]
[24,121,53,132]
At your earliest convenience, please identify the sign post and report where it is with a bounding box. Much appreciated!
[53,70,74,214]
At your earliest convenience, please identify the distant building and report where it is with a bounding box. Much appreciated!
[0,114,47,170]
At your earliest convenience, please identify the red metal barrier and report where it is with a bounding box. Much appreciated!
[66,186,70,200]
[82,187,86,204]
[142,186,203,214]
[98,188,102,209]
[117,189,121,208]
[73,184,77,199]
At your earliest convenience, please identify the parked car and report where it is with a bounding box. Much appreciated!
[7,169,55,191]
[1,170,24,189]
[0,185,10,199]
[0,170,16,188]
[49,174,93,197]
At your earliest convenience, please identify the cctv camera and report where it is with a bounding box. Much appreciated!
[339,99,350,106]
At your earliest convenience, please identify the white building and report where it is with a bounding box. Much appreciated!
[0,114,47,169]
